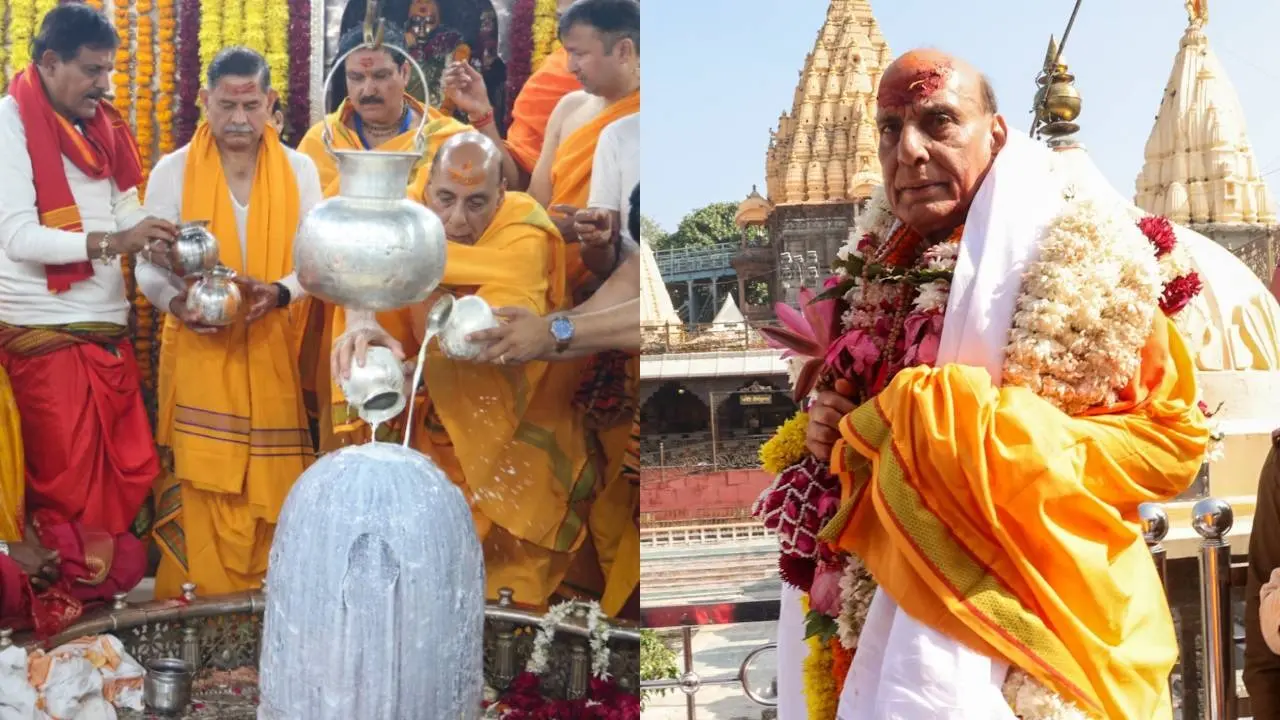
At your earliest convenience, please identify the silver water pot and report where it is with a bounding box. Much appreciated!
[187,265,243,326]
[293,42,446,312]
[169,220,220,278]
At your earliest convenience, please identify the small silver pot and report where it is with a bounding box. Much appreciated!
[170,220,220,278]
[187,266,243,327]
[439,295,498,361]
[340,345,408,425]
[143,657,193,715]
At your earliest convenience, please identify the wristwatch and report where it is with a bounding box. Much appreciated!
[549,314,575,354]
[272,282,291,309]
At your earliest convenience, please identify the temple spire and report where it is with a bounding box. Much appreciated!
[1134,6,1274,225]
[765,0,890,205]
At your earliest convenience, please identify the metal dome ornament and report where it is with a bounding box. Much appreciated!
[258,443,485,719]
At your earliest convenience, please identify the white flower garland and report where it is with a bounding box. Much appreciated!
[1003,198,1162,416]
[524,600,611,679]
[1001,669,1092,720]
[834,557,877,650]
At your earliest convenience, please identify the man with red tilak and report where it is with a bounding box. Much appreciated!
[765,49,1207,718]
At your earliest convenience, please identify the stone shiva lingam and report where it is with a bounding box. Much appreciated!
[262,12,488,719]
[257,443,484,719]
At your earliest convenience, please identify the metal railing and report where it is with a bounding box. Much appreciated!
[641,321,777,354]
[653,242,740,278]
[640,522,773,547]
[642,497,1248,719]
[642,435,776,473]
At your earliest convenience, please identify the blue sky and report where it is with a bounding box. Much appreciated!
[641,0,1280,231]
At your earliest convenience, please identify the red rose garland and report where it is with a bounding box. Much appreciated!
[1135,215,1204,316]
[505,0,535,118]
[286,0,312,145]
[175,0,201,147]
[487,673,640,720]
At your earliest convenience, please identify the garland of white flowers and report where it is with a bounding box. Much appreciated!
[524,600,612,679]
[1003,198,1162,416]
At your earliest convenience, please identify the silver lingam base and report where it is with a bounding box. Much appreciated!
[14,589,640,718]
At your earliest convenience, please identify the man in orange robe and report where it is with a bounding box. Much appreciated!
[0,5,179,635]
[296,22,518,450]
[329,133,592,609]
[138,48,320,599]
[790,50,1207,718]
[506,46,582,179]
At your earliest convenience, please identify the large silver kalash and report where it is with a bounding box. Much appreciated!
[292,24,446,311]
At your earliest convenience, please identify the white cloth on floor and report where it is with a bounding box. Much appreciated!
[0,644,38,720]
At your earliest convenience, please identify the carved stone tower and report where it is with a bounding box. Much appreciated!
[761,0,891,305]
[1134,7,1280,280]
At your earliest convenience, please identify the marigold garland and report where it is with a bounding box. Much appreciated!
[156,0,177,155]
[135,0,155,173]
[0,0,11,92]
[110,0,131,120]
[222,0,244,50]
[829,638,852,697]
[242,0,267,54]
[32,0,57,36]
[759,410,808,475]
[8,0,36,80]
[799,596,837,720]
[530,0,559,71]
[264,0,289,108]
[197,0,223,91]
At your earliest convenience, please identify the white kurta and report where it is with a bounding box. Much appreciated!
[135,142,321,312]
[0,96,149,326]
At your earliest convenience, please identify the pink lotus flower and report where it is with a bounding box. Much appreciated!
[902,312,945,367]
[810,563,844,617]
[758,287,842,401]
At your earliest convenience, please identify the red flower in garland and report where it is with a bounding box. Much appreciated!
[175,0,201,146]
[491,671,640,719]
[286,0,313,145]
[506,0,536,117]
[1138,215,1178,258]
[1161,271,1203,316]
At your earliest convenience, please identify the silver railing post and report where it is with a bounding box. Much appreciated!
[1140,503,1169,590]
[681,624,698,720]
[1191,497,1234,720]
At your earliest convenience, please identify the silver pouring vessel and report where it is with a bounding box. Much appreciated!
[340,345,408,426]
[187,265,243,326]
[293,40,447,312]
[438,295,498,360]
[168,220,220,278]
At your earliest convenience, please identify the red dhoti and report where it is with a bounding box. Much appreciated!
[0,325,157,636]
[0,332,157,535]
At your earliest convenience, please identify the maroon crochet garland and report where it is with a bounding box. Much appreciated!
[286,0,312,145]
[175,0,201,147]
[505,0,535,118]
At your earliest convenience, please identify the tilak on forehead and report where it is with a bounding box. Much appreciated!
[358,55,376,69]
[877,55,953,108]
[224,78,259,96]
[445,158,487,187]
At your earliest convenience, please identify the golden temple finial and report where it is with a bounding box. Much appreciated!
[363,0,386,47]
[1030,0,1085,148]
[1186,0,1208,27]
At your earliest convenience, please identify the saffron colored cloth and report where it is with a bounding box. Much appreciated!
[549,90,639,294]
[829,315,1208,719]
[295,94,470,199]
[151,124,313,599]
[0,364,23,543]
[0,326,156,538]
[507,47,582,174]
[326,194,591,607]
[0,510,146,638]
[9,65,143,293]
